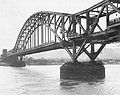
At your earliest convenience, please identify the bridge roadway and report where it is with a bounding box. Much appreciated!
[5,0,120,59]
[8,27,120,57]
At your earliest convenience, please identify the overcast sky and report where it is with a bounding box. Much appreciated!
[0,0,118,59]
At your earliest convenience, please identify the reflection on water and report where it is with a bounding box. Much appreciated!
[0,65,120,95]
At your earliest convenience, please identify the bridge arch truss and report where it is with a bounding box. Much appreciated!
[7,0,120,63]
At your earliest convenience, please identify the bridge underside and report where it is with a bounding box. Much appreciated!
[7,27,120,55]
[5,26,120,66]
[5,0,120,62]
[10,43,63,56]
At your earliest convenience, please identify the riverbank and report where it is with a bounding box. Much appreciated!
[0,62,9,66]
[25,57,69,65]
[1,58,120,66]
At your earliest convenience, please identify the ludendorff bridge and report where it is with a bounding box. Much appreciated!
[2,0,120,79]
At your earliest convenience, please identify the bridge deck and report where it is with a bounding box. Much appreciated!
[108,17,120,28]
[8,42,62,56]
[8,27,120,56]
[6,0,120,57]
[69,28,120,44]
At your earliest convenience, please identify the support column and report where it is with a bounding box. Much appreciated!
[86,11,90,34]
[3,55,26,67]
[79,17,81,35]
[45,25,46,43]
[72,15,77,62]
[91,43,95,63]
[28,40,29,49]
[30,32,32,48]
[48,14,50,42]
[34,30,36,47]
[106,5,109,27]
[49,25,51,42]
[37,27,39,46]
[73,15,76,34]
[41,25,44,44]
[72,41,77,63]
[54,15,57,42]
[61,16,65,40]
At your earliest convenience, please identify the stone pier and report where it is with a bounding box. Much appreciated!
[1,49,26,67]
[2,56,26,67]
[60,61,105,80]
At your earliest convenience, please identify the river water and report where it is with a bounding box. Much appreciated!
[0,64,120,95]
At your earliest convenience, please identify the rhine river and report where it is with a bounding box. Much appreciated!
[0,64,120,95]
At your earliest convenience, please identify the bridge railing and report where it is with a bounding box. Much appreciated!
[110,0,120,3]
[108,17,120,27]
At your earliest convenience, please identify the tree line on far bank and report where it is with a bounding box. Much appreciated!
[24,57,71,65]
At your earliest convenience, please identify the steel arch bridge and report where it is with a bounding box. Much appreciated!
[2,0,120,66]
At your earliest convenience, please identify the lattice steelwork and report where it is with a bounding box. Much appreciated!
[7,0,120,63]
[14,12,72,52]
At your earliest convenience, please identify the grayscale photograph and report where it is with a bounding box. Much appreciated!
[0,0,120,95]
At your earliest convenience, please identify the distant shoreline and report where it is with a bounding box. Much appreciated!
[1,58,120,66]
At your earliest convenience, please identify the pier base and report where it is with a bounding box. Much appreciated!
[60,61,105,80]
[3,56,26,67]
[9,61,26,67]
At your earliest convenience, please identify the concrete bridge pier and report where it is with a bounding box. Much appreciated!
[60,36,105,80]
[3,56,26,67]
[1,49,26,67]
[10,56,26,67]
[60,61,105,80]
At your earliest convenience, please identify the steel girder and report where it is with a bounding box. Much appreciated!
[8,0,120,62]
[68,0,120,62]
[13,12,72,52]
